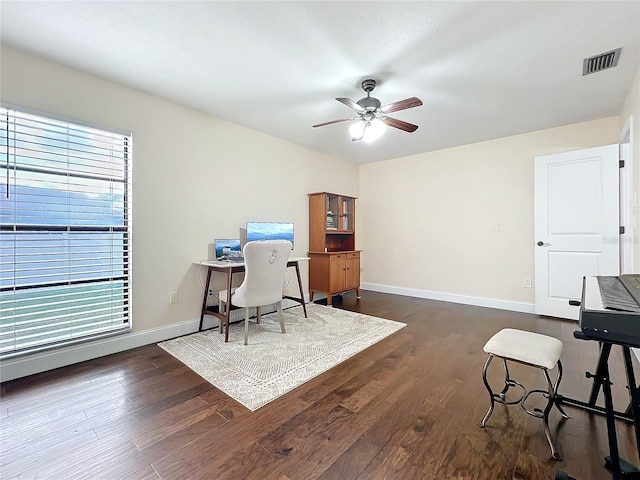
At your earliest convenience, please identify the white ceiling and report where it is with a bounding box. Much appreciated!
[1,1,639,164]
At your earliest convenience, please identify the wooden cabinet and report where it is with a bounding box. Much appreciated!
[309,252,360,306]
[308,192,361,306]
[330,252,360,292]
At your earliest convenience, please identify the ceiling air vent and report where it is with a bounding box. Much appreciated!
[583,48,621,76]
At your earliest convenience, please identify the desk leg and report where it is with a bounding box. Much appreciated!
[199,268,213,331]
[294,261,307,318]
[224,270,233,343]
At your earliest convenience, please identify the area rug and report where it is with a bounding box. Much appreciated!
[158,303,406,411]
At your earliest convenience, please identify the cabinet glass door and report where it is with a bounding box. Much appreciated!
[326,194,339,230]
[340,196,354,231]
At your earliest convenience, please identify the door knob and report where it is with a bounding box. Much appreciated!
[537,241,550,247]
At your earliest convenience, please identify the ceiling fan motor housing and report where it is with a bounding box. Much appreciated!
[357,79,381,111]
[357,96,381,111]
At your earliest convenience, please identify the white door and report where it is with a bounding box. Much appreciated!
[534,145,619,320]
[619,121,634,274]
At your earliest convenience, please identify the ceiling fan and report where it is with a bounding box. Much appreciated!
[313,79,423,142]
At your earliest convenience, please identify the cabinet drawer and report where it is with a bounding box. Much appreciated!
[329,252,359,261]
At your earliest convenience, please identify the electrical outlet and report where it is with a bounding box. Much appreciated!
[170,291,178,304]
[524,277,532,288]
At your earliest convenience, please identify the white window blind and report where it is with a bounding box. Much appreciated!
[0,107,132,357]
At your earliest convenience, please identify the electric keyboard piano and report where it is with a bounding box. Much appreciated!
[580,275,640,348]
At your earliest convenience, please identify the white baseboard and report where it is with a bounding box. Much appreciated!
[360,282,535,314]
[0,298,306,383]
[0,318,200,383]
[362,283,637,363]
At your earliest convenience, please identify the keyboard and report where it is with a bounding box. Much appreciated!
[597,275,640,312]
[219,256,244,263]
[579,275,640,347]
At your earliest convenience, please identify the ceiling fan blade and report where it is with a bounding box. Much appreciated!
[383,117,419,133]
[380,97,423,114]
[336,97,365,112]
[312,118,353,128]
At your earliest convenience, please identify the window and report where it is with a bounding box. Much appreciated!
[0,106,132,357]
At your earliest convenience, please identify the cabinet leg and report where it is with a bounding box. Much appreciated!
[310,290,315,302]
[356,288,361,299]
[327,294,333,306]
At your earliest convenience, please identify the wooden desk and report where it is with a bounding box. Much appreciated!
[196,257,309,342]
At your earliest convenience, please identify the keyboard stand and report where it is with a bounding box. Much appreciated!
[556,336,636,423]
[556,332,640,480]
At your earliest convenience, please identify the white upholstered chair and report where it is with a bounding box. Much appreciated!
[219,240,292,345]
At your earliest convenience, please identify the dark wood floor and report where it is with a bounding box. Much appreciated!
[1,291,638,480]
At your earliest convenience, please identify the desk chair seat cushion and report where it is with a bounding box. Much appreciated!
[483,328,563,370]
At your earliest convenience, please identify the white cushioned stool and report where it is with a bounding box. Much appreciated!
[478,328,569,460]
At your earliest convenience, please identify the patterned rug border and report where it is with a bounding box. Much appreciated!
[158,304,406,411]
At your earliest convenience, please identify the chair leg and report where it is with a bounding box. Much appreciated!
[479,355,495,427]
[277,301,285,333]
[256,306,261,324]
[244,307,250,345]
[218,299,224,334]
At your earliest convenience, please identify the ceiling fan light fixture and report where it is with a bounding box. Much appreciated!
[349,118,387,143]
[315,78,420,141]
[363,118,386,143]
[349,120,366,140]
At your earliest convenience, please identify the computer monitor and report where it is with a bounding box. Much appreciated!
[245,222,294,249]
[214,239,242,259]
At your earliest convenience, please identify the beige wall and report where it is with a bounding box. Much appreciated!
[358,117,620,307]
[0,43,636,332]
[0,44,359,333]
[620,64,640,271]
